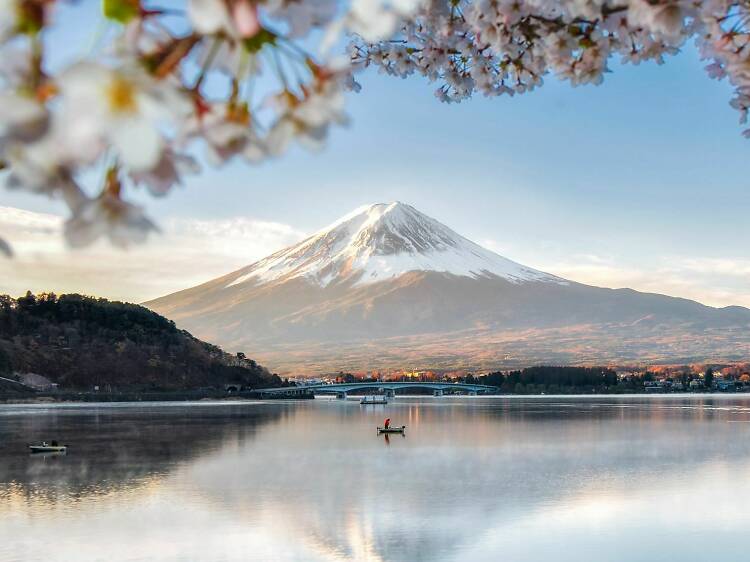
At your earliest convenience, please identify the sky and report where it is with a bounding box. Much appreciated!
[1,4,749,307]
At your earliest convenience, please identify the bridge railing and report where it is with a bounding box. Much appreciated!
[256,381,499,395]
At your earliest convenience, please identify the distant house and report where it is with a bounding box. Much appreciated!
[18,373,58,392]
[644,380,672,393]
[716,380,737,392]
[293,378,325,387]
[616,371,639,382]
[689,379,703,390]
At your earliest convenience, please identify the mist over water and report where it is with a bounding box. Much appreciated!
[2,396,750,561]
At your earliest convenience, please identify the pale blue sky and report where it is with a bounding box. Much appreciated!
[2,3,749,306]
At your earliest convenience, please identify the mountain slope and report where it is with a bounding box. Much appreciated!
[146,203,750,373]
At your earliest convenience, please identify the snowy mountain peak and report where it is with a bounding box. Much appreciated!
[227,202,566,288]
[318,202,466,256]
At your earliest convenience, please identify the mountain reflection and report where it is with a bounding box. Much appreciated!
[4,397,750,561]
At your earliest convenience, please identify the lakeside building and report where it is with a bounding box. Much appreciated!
[715,379,738,392]
[18,373,58,392]
[644,380,673,393]
[291,378,327,386]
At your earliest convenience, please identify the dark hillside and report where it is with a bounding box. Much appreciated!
[0,292,281,391]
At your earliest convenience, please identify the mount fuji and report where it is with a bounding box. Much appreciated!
[226,202,565,288]
[146,203,750,373]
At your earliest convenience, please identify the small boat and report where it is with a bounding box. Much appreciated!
[377,425,406,434]
[361,396,388,405]
[29,441,67,453]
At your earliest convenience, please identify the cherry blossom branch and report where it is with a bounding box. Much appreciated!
[1,0,750,255]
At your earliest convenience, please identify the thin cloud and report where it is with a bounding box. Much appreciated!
[0,206,306,302]
[544,256,750,309]
[665,257,750,277]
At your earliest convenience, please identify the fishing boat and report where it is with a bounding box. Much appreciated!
[377,425,406,434]
[29,441,67,453]
[361,396,388,405]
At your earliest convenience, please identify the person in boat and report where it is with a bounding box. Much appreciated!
[384,418,390,429]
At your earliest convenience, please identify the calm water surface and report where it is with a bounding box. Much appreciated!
[2,395,750,561]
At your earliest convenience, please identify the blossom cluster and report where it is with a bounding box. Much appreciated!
[1,1,749,253]
[351,0,750,126]
[0,0,413,253]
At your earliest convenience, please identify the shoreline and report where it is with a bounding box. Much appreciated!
[0,389,315,404]
[2,390,748,405]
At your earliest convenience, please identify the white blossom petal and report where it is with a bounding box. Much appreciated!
[188,0,234,35]
[111,117,163,171]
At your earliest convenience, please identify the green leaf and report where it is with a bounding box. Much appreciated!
[102,0,140,24]
[15,3,44,35]
[243,29,276,54]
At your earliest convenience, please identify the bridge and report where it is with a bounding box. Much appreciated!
[254,381,499,399]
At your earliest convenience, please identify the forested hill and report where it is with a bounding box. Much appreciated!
[0,292,282,391]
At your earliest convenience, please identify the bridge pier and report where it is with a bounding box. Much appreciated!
[336,391,347,400]
[384,389,395,398]
[433,389,444,397]
[468,390,477,396]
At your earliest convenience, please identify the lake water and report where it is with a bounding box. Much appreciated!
[2,395,750,561]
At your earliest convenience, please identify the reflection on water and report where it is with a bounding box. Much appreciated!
[2,396,750,561]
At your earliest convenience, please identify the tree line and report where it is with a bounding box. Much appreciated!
[471,366,621,394]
